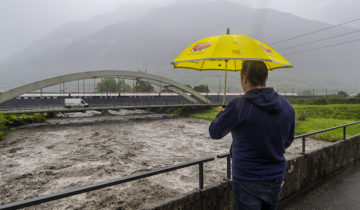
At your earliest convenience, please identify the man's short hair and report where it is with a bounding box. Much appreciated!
[241,61,268,86]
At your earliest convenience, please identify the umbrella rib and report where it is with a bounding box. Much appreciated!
[200,60,206,70]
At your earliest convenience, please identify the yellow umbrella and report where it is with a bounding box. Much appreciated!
[171,29,293,104]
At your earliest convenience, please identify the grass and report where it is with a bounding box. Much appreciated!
[295,118,360,142]
[189,105,360,142]
[293,104,360,120]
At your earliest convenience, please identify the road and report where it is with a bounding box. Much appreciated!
[280,160,360,210]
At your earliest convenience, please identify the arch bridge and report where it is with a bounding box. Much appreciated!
[0,70,211,105]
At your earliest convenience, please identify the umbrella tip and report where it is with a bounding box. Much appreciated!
[226,28,230,34]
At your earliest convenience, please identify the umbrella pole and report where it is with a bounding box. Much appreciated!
[222,61,228,105]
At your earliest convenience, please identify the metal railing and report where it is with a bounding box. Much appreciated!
[217,153,231,180]
[295,121,360,154]
[0,157,214,210]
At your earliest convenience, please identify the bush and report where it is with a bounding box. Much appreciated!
[337,91,348,97]
[304,98,330,105]
[44,112,57,118]
[0,113,7,139]
[0,113,47,140]
[300,90,313,96]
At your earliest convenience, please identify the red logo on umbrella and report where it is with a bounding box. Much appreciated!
[191,42,211,52]
[260,44,273,54]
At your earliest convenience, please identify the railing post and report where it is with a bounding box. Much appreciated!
[302,136,306,155]
[199,162,204,190]
[343,126,346,140]
[226,156,231,180]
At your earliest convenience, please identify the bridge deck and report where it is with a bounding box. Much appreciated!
[1,104,218,114]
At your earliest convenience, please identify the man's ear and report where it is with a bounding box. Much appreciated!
[242,75,248,85]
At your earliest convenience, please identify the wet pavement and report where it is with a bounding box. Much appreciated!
[280,160,360,210]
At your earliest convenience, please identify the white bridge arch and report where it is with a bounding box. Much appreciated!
[0,70,211,104]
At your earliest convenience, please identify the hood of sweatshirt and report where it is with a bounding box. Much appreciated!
[244,88,281,114]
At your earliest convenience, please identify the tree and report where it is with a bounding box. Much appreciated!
[96,78,132,92]
[117,79,132,92]
[193,84,209,93]
[96,78,118,92]
[337,91,348,97]
[300,89,312,96]
[134,79,154,92]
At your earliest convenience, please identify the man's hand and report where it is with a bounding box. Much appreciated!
[217,106,225,113]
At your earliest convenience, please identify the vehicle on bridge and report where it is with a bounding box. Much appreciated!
[64,98,89,108]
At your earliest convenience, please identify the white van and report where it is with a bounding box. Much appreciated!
[64,98,89,108]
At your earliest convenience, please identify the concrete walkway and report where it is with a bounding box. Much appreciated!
[280,160,360,210]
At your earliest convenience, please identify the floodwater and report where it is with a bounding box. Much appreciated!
[0,110,332,209]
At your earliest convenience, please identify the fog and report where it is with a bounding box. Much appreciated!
[1,0,358,62]
[0,0,174,62]
[0,0,360,92]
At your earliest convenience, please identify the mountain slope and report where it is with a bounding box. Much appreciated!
[1,0,359,92]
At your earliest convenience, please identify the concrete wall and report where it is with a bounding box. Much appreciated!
[280,134,360,200]
[148,134,360,210]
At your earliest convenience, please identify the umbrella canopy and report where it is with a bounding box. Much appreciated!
[172,34,292,70]
[171,30,293,104]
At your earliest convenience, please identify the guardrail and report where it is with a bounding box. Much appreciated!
[2,121,360,209]
[295,121,360,154]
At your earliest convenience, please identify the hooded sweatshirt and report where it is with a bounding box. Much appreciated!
[209,88,295,181]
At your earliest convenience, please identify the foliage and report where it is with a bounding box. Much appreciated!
[303,98,330,105]
[96,78,118,92]
[96,78,132,92]
[44,112,58,118]
[189,107,218,121]
[0,113,6,139]
[0,113,47,140]
[134,79,154,92]
[299,89,313,96]
[5,113,46,127]
[118,79,132,92]
[337,91,348,97]
[289,97,360,105]
[193,84,209,93]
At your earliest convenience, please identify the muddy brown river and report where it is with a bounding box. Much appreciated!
[0,110,332,209]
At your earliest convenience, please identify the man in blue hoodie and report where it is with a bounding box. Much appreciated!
[209,61,295,210]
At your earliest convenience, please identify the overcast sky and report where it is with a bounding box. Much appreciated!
[0,0,359,62]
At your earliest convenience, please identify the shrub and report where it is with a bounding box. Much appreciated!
[0,113,7,139]
[0,113,47,140]
[304,98,330,105]
[337,91,348,97]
